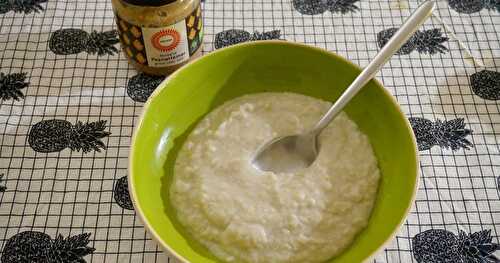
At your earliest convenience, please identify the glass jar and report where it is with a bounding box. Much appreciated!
[111,0,203,76]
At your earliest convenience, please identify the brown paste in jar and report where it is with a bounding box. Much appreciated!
[112,0,203,76]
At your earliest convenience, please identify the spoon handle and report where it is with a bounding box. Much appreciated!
[313,0,436,132]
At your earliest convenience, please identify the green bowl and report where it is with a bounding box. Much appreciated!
[129,41,419,263]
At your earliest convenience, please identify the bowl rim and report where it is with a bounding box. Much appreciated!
[129,40,420,263]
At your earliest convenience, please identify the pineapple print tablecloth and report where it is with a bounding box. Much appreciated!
[0,0,499,262]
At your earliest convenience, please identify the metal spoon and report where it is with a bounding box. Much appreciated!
[252,1,436,173]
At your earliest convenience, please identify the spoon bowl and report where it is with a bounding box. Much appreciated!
[252,132,318,173]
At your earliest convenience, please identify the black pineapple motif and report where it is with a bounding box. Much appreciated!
[413,229,461,262]
[114,176,134,210]
[293,0,327,14]
[214,29,282,49]
[0,0,47,14]
[28,119,111,153]
[409,117,473,151]
[1,231,95,263]
[448,0,499,14]
[413,229,500,263]
[0,72,29,101]
[49,28,119,56]
[0,173,5,192]
[377,28,449,55]
[470,69,500,101]
[127,73,165,103]
[292,0,360,15]
[327,0,360,13]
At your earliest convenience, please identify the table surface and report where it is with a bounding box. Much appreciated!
[0,0,499,262]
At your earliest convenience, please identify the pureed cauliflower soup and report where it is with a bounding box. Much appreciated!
[170,92,380,263]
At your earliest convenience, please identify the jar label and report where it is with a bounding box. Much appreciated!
[115,4,203,68]
[142,22,189,67]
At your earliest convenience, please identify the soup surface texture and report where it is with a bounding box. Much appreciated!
[170,92,380,263]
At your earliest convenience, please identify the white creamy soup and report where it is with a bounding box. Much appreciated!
[170,92,380,263]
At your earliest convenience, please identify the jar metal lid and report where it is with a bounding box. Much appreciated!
[121,0,177,6]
